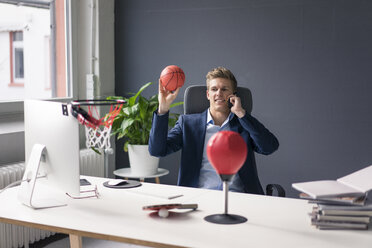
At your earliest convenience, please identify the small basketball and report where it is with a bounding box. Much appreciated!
[160,65,185,91]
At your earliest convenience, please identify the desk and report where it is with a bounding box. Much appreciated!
[114,167,169,184]
[0,176,371,248]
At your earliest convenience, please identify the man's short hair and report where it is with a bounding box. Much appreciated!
[206,67,237,91]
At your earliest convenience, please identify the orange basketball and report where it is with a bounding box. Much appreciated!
[160,65,185,91]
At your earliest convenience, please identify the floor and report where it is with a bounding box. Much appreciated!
[29,233,148,248]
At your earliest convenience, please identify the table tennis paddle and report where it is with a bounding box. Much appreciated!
[142,203,198,211]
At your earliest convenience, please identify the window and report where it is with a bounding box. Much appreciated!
[0,0,70,101]
[10,31,24,85]
[0,0,116,167]
[0,0,74,166]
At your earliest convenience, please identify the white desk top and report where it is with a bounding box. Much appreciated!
[0,176,371,248]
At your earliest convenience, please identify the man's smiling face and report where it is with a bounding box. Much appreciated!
[207,78,234,114]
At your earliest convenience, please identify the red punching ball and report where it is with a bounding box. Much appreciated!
[160,65,185,91]
[206,131,247,176]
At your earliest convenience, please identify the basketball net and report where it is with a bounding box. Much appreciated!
[84,104,122,150]
[85,125,113,150]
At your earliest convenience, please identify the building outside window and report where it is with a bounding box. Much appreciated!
[0,0,69,101]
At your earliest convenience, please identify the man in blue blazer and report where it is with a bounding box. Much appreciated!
[149,67,279,194]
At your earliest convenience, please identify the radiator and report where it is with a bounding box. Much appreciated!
[79,148,105,177]
[0,149,105,248]
[0,162,54,248]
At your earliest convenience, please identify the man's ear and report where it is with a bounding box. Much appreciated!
[206,89,210,100]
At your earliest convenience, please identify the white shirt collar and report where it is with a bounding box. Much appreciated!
[207,108,233,126]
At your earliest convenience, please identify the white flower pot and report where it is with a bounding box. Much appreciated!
[127,144,159,176]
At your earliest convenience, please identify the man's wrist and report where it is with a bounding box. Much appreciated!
[158,107,170,115]
[235,109,246,118]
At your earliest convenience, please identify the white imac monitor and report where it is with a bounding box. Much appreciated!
[18,99,80,209]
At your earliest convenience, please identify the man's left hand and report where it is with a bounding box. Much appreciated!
[227,94,246,118]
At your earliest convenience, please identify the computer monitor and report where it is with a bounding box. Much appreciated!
[18,99,80,209]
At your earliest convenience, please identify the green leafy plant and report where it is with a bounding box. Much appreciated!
[108,82,183,152]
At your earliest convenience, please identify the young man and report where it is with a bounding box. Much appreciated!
[149,67,279,194]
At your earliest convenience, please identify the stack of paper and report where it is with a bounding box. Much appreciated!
[292,165,372,230]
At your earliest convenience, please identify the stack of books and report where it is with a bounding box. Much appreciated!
[301,193,372,230]
[292,165,372,230]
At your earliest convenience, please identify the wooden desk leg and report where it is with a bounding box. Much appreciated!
[155,177,160,184]
[69,234,82,248]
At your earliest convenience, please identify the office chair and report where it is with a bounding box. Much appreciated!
[184,85,285,197]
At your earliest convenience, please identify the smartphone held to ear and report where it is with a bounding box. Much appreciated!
[228,92,237,109]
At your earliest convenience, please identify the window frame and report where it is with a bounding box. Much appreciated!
[9,31,25,86]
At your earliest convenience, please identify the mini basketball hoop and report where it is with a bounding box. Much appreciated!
[70,99,126,150]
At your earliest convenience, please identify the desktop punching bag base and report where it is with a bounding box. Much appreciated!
[204,214,247,225]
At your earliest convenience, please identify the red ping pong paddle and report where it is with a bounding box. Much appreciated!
[142,203,198,211]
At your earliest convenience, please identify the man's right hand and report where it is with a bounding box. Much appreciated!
[158,79,180,114]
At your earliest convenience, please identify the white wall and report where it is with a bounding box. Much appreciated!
[71,0,115,100]
[23,8,51,99]
[70,0,116,176]
[0,32,13,96]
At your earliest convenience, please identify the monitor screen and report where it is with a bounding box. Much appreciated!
[19,100,80,208]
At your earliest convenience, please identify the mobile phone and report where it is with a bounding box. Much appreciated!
[80,178,91,186]
[228,92,237,108]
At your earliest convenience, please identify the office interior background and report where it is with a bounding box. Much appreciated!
[1,0,371,198]
[114,0,372,198]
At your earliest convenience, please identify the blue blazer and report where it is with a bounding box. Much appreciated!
[149,110,279,194]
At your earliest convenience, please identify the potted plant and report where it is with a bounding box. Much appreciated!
[108,82,182,176]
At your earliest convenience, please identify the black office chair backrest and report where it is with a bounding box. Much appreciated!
[184,85,253,115]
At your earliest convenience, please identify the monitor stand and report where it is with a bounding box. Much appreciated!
[18,144,67,209]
